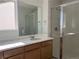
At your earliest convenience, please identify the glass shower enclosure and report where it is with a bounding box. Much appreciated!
[62,1,79,59]
[51,1,79,59]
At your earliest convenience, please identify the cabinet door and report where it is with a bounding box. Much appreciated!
[25,49,40,59]
[6,54,24,59]
[41,45,52,59]
[0,52,3,59]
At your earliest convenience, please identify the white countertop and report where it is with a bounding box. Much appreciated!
[0,37,54,52]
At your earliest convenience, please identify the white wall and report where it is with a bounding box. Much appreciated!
[42,0,49,36]
[0,2,18,41]
[42,0,60,35]
[38,7,42,34]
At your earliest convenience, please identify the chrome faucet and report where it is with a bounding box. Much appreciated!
[30,35,35,40]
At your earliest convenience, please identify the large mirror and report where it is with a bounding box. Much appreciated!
[17,0,42,36]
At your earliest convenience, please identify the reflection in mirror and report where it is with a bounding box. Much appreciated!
[18,1,42,36]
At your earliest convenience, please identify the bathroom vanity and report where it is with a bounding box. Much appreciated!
[0,0,53,59]
[0,38,53,59]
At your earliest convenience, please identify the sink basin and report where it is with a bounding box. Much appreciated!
[30,38,41,41]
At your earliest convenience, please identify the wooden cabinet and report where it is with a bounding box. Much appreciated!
[0,40,53,59]
[24,43,41,52]
[4,47,24,59]
[41,40,52,59]
[25,49,40,59]
[24,43,41,59]
[6,54,24,59]
[0,52,3,59]
[4,47,24,58]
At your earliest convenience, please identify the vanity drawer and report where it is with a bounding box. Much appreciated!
[0,52,3,59]
[41,40,52,47]
[24,43,41,52]
[4,47,24,58]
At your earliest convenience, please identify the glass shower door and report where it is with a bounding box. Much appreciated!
[51,7,60,59]
[62,2,79,59]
